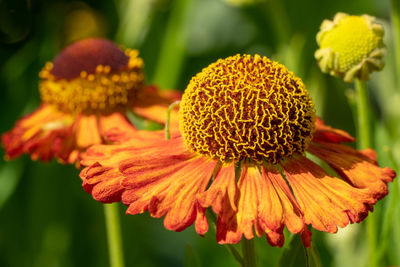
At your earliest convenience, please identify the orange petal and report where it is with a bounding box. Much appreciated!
[216,166,266,244]
[197,164,238,221]
[52,115,98,165]
[131,85,182,125]
[2,104,73,161]
[261,166,305,235]
[75,114,103,148]
[194,202,209,236]
[216,165,305,247]
[57,112,139,165]
[121,155,216,234]
[53,114,103,165]
[282,156,378,233]
[308,142,395,200]
[313,117,355,143]
[99,112,137,142]
[79,132,173,201]
[80,162,124,203]
[104,127,166,145]
[81,133,184,173]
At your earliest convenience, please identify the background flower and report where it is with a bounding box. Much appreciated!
[2,38,180,166]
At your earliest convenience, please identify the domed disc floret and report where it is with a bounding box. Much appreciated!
[179,54,316,164]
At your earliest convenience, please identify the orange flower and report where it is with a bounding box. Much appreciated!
[2,38,181,165]
[80,54,395,246]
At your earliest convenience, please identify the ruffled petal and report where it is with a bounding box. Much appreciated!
[197,164,238,222]
[308,142,395,200]
[80,130,171,202]
[80,163,124,203]
[216,165,305,247]
[131,85,181,126]
[2,104,73,161]
[312,117,355,143]
[261,165,305,235]
[80,144,135,202]
[121,147,216,234]
[282,156,379,233]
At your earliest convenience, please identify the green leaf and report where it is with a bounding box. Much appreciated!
[277,234,322,267]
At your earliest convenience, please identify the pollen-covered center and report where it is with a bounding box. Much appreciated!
[39,38,144,114]
[179,54,316,164]
[319,16,382,73]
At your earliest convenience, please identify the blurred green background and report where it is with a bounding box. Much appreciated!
[0,0,399,266]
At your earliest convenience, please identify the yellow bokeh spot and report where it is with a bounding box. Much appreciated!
[179,54,315,164]
[39,49,144,114]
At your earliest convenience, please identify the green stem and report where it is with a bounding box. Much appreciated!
[165,100,181,140]
[354,79,371,149]
[104,203,125,267]
[151,0,193,89]
[391,0,400,87]
[241,239,257,267]
[206,210,244,266]
[354,79,376,267]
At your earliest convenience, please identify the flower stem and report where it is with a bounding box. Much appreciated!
[104,203,125,267]
[165,100,181,140]
[354,79,371,149]
[241,238,257,267]
[391,0,400,87]
[354,79,376,267]
[206,210,244,266]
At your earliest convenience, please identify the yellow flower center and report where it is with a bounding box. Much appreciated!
[39,38,144,114]
[179,54,316,164]
[319,15,382,73]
